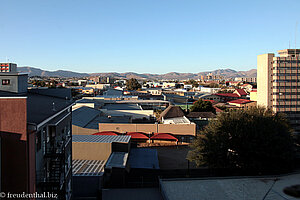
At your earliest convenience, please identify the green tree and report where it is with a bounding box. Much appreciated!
[185,79,199,88]
[190,99,216,113]
[126,78,141,90]
[187,107,295,172]
[208,83,220,88]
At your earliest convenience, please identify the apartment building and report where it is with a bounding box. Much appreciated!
[0,63,73,199]
[257,49,300,132]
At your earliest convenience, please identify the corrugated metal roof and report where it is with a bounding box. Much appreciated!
[72,159,105,176]
[72,135,131,143]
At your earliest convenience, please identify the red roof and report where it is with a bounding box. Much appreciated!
[213,106,223,113]
[204,100,216,104]
[215,93,239,97]
[228,99,252,104]
[235,89,247,96]
[250,89,257,92]
[93,131,119,136]
[126,132,149,139]
[150,133,178,141]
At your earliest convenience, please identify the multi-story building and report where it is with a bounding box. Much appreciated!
[234,77,257,83]
[257,49,300,132]
[0,63,73,199]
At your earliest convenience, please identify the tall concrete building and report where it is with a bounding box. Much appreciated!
[257,49,300,132]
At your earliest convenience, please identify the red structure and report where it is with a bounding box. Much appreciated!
[126,132,149,139]
[93,131,119,136]
[150,133,178,141]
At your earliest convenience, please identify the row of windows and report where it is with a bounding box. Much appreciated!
[273,73,300,76]
[273,60,300,63]
[280,111,300,114]
[276,99,300,101]
[273,67,300,70]
[273,86,300,89]
[273,92,300,95]
[273,80,300,82]
[274,105,299,108]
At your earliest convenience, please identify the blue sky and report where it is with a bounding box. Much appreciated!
[0,0,299,74]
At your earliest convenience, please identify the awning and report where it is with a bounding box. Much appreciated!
[150,133,178,141]
[92,131,119,136]
[126,132,149,139]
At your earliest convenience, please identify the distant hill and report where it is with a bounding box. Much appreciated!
[18,66,256,79]
[18,67,89,78]
[90,69,257,80]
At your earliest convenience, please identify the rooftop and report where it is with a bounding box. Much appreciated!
[235,89,248,96]
[72,159,105,176]
[128,148,159,169]
[228,99,253,104]
[72,135,131,143]
[215,93,240,98]
[72,106,101,128]
[27,91,73,124]
[159,105,185,121]
[102,188,163,200]
[105,152,128,169]
[102,103,142,110]
[160,173,300,200]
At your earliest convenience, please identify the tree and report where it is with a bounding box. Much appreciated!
[190,99,216,114]
[187,107,295,172]
[126,78,141,90]
[185,79,199,88]
[208,83,220,88]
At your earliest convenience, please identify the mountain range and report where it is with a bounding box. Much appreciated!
[18,66,257,80]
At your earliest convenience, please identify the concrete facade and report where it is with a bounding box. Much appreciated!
[257,53,274,108]
[257,49,300,132]
[98,123,196,136]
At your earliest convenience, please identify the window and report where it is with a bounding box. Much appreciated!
[1,79,10,85]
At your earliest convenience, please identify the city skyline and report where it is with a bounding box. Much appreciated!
[1,0,300,73]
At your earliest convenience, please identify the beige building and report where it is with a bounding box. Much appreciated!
[257,49,300,132]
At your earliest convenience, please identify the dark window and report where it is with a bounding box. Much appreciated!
[1,79,10,85]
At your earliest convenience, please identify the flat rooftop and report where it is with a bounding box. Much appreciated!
[105,152,128,169]
[102,103,142,110]
[72,135,131,143]
[128,148,159,169]
[160,173,300,200]
[102,188,163,200]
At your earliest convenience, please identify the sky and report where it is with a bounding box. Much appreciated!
[0,0,300,74]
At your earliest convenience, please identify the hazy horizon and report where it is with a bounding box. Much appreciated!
[18,65,256,75]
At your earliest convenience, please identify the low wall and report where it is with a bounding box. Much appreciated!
[72,125,98,135]
[98,123,196,136]
[72,142,112,160]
